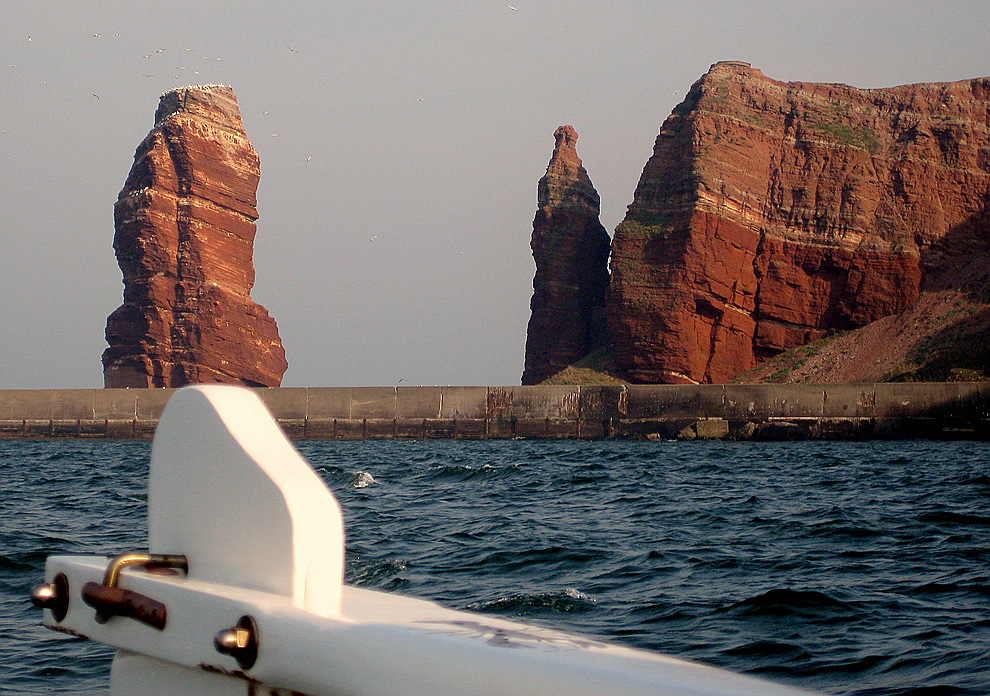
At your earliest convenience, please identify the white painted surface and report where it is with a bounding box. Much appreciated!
[110,652,250,696]
[148,385,344,616]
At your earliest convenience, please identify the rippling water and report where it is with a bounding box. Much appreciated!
[2,439,988,695]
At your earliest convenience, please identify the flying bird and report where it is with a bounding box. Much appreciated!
[92,93,100,100]
[507,5,518,10]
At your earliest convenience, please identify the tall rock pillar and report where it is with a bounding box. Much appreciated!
[522,125,611,384]
[102,85,287,388]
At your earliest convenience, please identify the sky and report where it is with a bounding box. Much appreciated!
[2,1,988,389]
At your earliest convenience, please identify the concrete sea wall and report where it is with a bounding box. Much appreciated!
[1,384,989,440]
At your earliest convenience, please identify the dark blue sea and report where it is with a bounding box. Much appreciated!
[1,439,988,695]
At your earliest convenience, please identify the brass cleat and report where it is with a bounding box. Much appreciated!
[80,553,187,629]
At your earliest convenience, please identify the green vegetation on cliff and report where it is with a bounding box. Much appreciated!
[539,345,630,385]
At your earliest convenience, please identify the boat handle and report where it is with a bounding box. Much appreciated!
[80,553,187,630]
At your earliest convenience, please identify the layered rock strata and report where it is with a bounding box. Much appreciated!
[522,125,611,384]
[102,85,287,388]
[608,61,990,383]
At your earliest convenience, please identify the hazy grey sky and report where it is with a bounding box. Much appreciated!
[2,1,987,388]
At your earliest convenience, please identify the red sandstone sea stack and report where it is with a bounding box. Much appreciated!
[607,62,990,384]
[102,85,287,388]
[522,125,611,384]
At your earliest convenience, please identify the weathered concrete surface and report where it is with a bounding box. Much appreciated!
[0,391,56,421]
[257,387,309,420]
[396,387,441,419]
[349,388,398,420]
[306,389,352,420]
[136,389,175,421]
[438,387,489,419]
[1,384,989,440]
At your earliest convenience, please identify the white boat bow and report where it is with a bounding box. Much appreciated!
[32,385,821,695]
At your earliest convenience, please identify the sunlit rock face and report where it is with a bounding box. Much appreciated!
[103,85,287,388]
[607,61,990,384]
[522,125,611,384]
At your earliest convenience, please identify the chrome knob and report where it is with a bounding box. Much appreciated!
[215,615,259,670]
[31,573,69,622]
[216,627,251,651]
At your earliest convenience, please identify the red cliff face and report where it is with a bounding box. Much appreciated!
[102,85,287,388]
[522,125,611,384]
[607,62,990,384]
